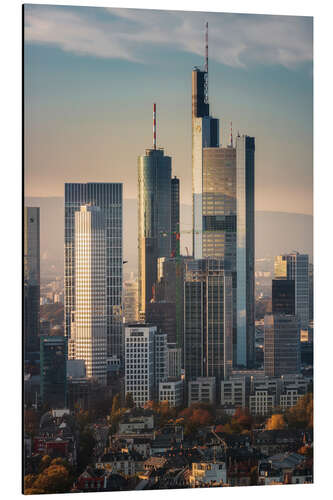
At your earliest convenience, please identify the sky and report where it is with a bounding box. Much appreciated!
[24,4,313,214]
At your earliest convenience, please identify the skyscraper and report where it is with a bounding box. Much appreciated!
[236,134,255,368]
[125,324,167,407]
[192,27,219,260]
[64,183,123,361]
[274,253,309,331]
[138,105,174,319]
[40,336,67,409]
[184,259,233,382]
[24,207,40,355]
[272,279,295,315]
[171,176,180,257]
[191,25,255,370]
[71,205,107,385]
[264,314,300,377]
[123,280,139,323]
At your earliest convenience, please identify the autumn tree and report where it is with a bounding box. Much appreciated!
[32,464,73,494]
[285,393,313,429]
[266,413,286,430]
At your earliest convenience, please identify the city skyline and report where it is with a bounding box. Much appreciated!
[24,5,313,216]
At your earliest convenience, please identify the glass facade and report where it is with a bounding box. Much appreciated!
[236,135,255,368]
[138,148,172,317]
[184,259,233,381]
[40,336,67,409]
[24,207,40,355]
[264,314,300,377]
[171,176,180,256]
[272,279,295,315]
[73,206,107,385]
[64,183,123,360]
[274,253,309,331]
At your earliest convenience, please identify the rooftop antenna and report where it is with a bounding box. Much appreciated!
[204,22,209,105]
[230,121,233,148]
[153,103,157,149]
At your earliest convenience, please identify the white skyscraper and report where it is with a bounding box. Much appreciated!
[72,205,107,385]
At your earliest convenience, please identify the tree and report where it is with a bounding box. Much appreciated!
[285,393,313,429]
[39,454,52,472]
[24,474,37,490]
[125,392,135,409]
[77,428,96,473]
[32,464,73,494]
[111,393,121,414]
[266,414,286,430]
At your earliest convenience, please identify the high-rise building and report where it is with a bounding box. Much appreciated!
[235,134,255,368]
[124,324,167,407]
[64,183,123,360]
[145,301,176,344]
[24,207,40,355]
[274,253,309,331]
[138,105,175,320]
[264,313,301,377]
[40,336,67,409]
[171,176,180,257]
[191,25,255,370]
[272,279,295,315]
[123,280,139,323]
[71,205,107,385]
[184,259,233,382]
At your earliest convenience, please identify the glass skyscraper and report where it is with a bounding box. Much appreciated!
[40,335,68,409]
[24,207,40,355]
[236,134,255,368]
[171,176,180,257]
[71,206,107,385]
[274,252,309,331]
[138,147,172,318]
[64,183,123,360]
[184,259,233,382]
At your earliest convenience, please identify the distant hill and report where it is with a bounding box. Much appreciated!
[25,197,313,278]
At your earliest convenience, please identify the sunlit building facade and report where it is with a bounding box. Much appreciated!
[72,205,107,385]
[64,183,123,361]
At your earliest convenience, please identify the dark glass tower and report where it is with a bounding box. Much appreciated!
[272,279,295,315]
[24,207,40,356]
[138,108,173,319]
[40,336,67,409]
[184,259,233,381]
[264,314,300,377]
[64,183,123,360]
[171,176,180,257]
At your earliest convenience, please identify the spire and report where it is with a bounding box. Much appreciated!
[153,103,156,149]
[204,22,209,105]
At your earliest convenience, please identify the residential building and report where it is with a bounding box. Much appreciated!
[64,183,123,360]
[184,259,233,381]
[189,461,227,486]
[264,314,301,377]
[71,205,107,385]
[24,207,40,355]
[40,335,67,409]
[125,324,167,407]
[220,377,249,408]
[188,376,216,406]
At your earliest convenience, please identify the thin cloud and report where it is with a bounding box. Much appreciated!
[24,5,313,69]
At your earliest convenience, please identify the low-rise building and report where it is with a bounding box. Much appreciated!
[220,377,249,408]
[188,377,216,406]
[189,461,227,486]
[159,378,183,407]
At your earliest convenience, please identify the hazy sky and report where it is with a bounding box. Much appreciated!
[24,4,313,214]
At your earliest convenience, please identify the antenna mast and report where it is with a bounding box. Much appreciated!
[204,22,209,105]
[230,121,233,148]
[153,103,156,149]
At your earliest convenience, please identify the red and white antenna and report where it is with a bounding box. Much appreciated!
[204,22,209,105]
[230,121,233,148]
[153,103,157,149]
